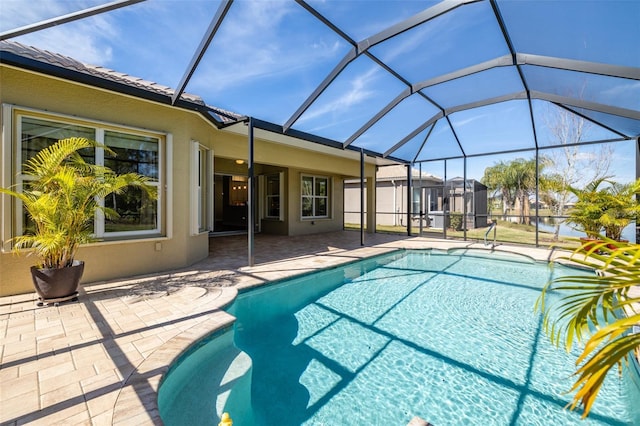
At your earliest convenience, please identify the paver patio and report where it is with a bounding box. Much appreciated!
[0,232,570,425]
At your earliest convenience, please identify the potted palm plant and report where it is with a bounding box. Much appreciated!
[0,137,155,305]
[565,178,608,241]
[566,178,640,249]
[598,179,640,242]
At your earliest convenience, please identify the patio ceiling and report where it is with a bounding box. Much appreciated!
[1,0,639,164]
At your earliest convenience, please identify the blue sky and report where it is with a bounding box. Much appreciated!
[1,0,638,181]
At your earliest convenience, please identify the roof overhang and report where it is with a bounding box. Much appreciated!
[1,40,405,166]
[222,119,401,167]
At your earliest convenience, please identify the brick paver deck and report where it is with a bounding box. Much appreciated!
[0,232,568,425]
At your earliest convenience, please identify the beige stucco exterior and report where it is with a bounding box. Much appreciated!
[345,165,442,228]
[0,64,379,296]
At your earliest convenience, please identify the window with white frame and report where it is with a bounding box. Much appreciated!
[301,175,329,219]
[16,113,162,238]
[191,141,212,234]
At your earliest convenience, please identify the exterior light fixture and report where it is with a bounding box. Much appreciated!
[235,159,245,165]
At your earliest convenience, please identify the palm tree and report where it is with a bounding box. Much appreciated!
[482,158,538,225]
[565,177,610,239]
[507,158,537,225]
[482,161,512,220]
[599,179,640,241]
[566,178,640,241]
[536,240,640,417]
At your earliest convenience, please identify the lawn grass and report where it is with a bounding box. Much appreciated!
[447,221,578,249]
[345,220,580,249]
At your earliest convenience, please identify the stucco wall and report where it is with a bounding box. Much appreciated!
[287,168,342,236]
[344,184,368,226]
[0,64,377,295]
[213,132,377,236]
[0,65,214,295]
[376,183,404,226]
[346,181,408,227]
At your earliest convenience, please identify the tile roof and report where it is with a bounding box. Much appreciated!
[0,40,242,124]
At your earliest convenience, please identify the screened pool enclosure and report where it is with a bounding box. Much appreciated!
[2,0,639,246]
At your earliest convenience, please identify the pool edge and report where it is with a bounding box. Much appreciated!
[111,287,238,425]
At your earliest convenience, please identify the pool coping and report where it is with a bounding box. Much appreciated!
[111,288,238,425]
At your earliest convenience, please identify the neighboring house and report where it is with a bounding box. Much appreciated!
[345,164,441,228]
[345,167,489,231]
[444,177,489,229]
[0,41,384,296]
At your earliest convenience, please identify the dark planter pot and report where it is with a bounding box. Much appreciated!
[30,260,84,303]
[607,239,629,250]
[580,237,599,251]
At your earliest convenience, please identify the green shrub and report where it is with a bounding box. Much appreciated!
[449,213,463,230]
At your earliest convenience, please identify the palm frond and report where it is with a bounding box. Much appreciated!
[1,138,154,268]
[570,324,640,417]
[537,240,640,417]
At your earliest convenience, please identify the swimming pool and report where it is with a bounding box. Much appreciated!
[158,249,640,425]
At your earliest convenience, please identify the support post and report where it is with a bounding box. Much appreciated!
[407,164,412,236]
[636,137,639,244]
[463,157,467,241]
[419,162,423,236]
[443,160,447,239]
[248,117,255,266]
[535,149,540,247]
[360,148,365,246]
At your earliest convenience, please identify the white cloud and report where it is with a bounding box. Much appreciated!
[452,114,485,128]
[1,0,84,31]
[600,80,640,100]
[4,0,118,65]
[378,8,463,64]
[189,1,346,94]
[380,23,432,63]
[295,66,381,125]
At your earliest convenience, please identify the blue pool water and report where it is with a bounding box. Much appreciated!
[159,249,640,425]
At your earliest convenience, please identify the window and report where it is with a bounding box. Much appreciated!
[103,130,159,235]
[265,173,283,219]
[302,175,329,219]
[191,141,212,234]
[412,187,421,214]
[20,117,96,166]
[16,113,162,239]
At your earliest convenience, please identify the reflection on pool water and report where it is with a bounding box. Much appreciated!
[159,249,640,425]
